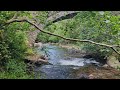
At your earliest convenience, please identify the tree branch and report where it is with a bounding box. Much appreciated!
[111,47,120,55]
[11,11,20,20]
[6,18,120,56]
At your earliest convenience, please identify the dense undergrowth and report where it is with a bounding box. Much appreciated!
[0,11,34,79]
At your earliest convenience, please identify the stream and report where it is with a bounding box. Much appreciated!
[34,44,120,79]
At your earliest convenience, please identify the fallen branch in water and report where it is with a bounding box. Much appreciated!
[6,18,120,55]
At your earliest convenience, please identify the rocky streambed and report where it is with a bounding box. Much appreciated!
[33,43,120,79]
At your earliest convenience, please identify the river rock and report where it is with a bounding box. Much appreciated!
[88,74,95,79]
[34,59,49,65]
[78,74,89,79]
[34,42,43,48]
[102,64,109,68]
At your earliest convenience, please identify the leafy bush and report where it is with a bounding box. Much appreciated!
[36,32,49,43]
[0,11,34,78]
[73,11,120,56]
[0,59,34,79]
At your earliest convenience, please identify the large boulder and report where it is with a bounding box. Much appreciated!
[107,54,120,69]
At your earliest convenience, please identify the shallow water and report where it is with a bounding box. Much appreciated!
[34,44,104,79]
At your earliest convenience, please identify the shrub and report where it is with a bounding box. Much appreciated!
[0,59,34,79]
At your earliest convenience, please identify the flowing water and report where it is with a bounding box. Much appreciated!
[34,44,112,79]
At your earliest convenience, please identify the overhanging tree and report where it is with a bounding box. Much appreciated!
[5,11,120,56]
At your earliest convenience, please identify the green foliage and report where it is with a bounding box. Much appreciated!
[3,29,28,60]
[36,32,49,43]
[25,48,35,55]
[0,11,15,23]
[0,38,10,65]
[37,11,49,24]
[0,11,34,78]
[0,59,34,79]
[73,11,120,56]
[37,11,120,57]
[0,11,31,61]
[0,11,120,78]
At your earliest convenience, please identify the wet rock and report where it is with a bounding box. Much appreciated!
[79,74,89,79]
[40,55,49,60]
[83,55,93,59]
[102,64,109,68]
[74,65,120,79]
